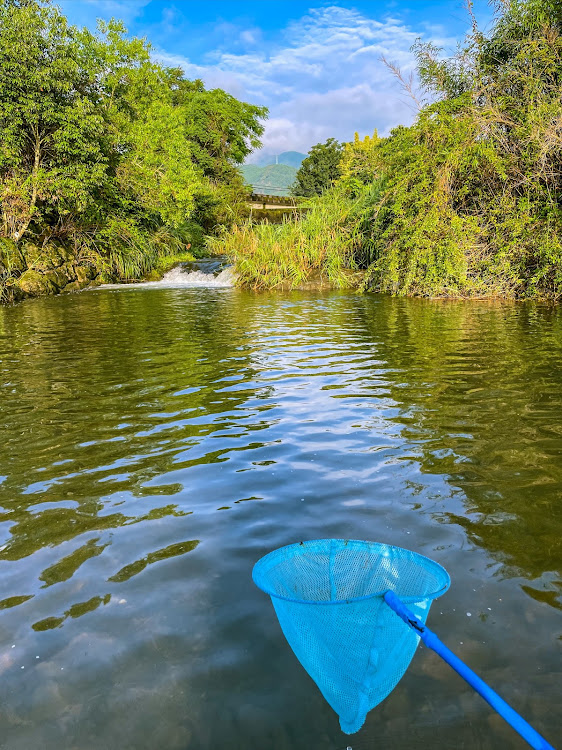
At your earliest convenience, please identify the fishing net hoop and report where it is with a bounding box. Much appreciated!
[253,539,450,734]
[253,539,450,604]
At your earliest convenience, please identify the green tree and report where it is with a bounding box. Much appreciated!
[0,0,268,294]
[0,0,108,242]
[358,0,562,299]
[218,0,562,299]
[338,131,381,195]
[116,100,200,228]
[168,75,267,182]
[166,74,267,230]
[292,138,343,197]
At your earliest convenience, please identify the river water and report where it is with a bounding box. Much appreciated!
[0,272,560,749]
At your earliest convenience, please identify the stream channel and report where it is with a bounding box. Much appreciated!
[0,264,560,749]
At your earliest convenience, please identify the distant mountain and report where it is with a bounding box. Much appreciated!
[248,150,306,168]
[278,151,306,168]
[239,165,264,185]
[240,163,298,197]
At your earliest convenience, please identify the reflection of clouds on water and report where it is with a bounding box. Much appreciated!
[0,290,560,749]
[29,537,202,630]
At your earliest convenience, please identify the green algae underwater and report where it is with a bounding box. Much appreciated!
[0,283,560,749]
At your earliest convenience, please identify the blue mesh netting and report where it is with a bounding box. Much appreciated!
[253,539,450,734]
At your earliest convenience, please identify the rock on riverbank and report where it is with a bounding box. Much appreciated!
[0,238,100,303]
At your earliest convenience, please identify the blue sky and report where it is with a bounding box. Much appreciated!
[59,1,495,161]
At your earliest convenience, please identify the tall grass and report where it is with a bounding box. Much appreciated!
[74,218,199,282]
[0,275,10,303]
[208,189,377,289]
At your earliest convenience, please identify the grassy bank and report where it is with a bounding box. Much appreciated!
[0,222,204,302]
[209,188,379,289]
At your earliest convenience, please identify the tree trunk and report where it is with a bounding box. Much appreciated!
[13,129,41,243]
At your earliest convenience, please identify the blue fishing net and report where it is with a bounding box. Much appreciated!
[253,539,450,734]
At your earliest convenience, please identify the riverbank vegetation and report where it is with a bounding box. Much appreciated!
[217,0,562,300]
[292,138,344,197]
[209,184,379,288]
[209,189,357,288]
[4,0,562,302]
[0,0,266,302]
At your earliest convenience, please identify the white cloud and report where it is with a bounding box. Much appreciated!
[153,5,432,158]
[239,28,262,46]
[61,1,491,159]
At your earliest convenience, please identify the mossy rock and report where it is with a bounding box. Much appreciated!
[59,262,77,281]
[49,239,74,263]
[143,269,163,282]
[20,242,42,267]
[16,269,58,296]
[43,269,69,290]
[75,265,96,284]
[64,279,91,292]
[24,241,73,271]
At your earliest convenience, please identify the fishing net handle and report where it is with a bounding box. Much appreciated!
[383,591,556,750]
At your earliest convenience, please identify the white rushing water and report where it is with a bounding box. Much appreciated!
[101,262,236,290]
[156,265,236,287]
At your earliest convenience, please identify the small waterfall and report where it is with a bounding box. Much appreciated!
[101,258,236,290]
[158,264,236,287]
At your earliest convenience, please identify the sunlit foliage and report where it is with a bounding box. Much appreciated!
[0,0,266,293]
[292,138,344,197]
[361,0,562,298]
[227,0,562,299]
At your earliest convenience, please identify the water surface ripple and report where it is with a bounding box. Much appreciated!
[0,288,560,749]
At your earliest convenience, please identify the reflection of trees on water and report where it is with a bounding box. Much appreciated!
[30,539,200,631]
[356,296,562,607]
[2,289,561,620]
[109,539,199,583]
[0,289,263,614]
